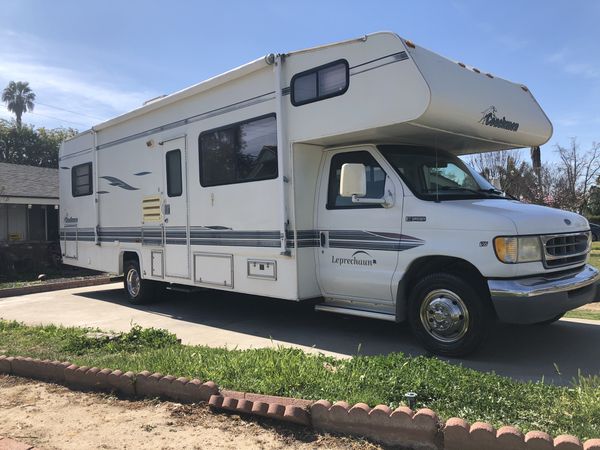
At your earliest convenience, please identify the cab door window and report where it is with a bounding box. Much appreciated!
[327,151,386,209]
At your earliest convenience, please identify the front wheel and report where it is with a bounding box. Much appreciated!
[408,273,493,357]
[124,260,155,304]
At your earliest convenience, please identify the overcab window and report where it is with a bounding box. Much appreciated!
[199,114,278,187]
[71,162,93,197]
[291,60,349,106]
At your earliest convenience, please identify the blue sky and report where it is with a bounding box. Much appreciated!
[0,0,598,162]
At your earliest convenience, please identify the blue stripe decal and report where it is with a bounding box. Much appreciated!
[61,227,425,251]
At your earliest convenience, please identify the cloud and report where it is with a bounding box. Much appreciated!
[564,62,600,79]
[545,48,600,80]
[494,35,529,52]
[0,30,159,130]
[555,117,581,127]
[545,50,566,64]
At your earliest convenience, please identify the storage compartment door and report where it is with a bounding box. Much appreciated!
[194,252,233,288]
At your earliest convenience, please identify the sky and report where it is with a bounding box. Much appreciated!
[0,0,598,163]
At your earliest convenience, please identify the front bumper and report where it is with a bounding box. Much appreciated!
[488,264,600,324]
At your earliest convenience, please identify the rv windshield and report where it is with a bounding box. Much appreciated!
[378,145,505,201]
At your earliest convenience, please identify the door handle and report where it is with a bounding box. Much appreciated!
[320,232,327,247]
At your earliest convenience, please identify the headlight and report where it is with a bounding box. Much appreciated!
[494,236,542,263]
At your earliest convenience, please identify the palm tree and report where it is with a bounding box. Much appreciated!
[2,81,36,127]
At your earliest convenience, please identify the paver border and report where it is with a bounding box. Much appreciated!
[0,276,122,299]
[1,355,599,449]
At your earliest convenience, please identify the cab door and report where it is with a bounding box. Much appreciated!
[316,148,404,311]
[162,137,189,278]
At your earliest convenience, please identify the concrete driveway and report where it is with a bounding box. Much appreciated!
[0,283,598,385]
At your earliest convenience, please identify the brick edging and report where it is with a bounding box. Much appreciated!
[1,355,599,450]
[0,276,121,298]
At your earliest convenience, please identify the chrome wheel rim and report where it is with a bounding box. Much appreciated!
[419,289,469,343]
[126,267,141,298]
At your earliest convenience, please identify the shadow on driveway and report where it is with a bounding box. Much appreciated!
[75,286,600,385]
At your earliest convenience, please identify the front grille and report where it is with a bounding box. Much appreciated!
[542,232,590,268]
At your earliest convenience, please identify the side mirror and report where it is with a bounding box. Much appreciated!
[340,163,366,197]
[339,162,394,207]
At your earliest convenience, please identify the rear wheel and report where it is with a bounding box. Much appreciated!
[124,260,155,304]
[408,273,493,357]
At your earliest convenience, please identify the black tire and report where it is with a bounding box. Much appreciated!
[123,260,155,304]
[408,273,493,357]
[534,313,565,325]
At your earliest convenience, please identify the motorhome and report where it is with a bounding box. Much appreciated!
[59,32,599,356]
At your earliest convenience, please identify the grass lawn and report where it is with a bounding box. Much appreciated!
[563,242,600,320]
[0,320,599,440]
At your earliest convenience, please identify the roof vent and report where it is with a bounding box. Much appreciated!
[143,94,167,106]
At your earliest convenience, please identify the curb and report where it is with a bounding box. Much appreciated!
[0,276,121,299]
[1,355,599,449]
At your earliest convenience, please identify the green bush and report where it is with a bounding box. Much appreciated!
[62,325,180,355]
[586,215,600,224]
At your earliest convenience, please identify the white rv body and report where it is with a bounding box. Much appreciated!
[60,32,598,355]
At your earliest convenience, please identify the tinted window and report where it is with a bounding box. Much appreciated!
[379,145,502,201]
[291,60,349,106]
[293,72,317,104]
[327,151,386,209]
[199,115,278,187]
[166,149,182,197]
[72,162,92,197]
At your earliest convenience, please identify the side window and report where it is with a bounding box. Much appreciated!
[166,149,182,197]
[327,151,386,209]
[71,162,93,197]
[199,114,278,187]
[291,60,349,106]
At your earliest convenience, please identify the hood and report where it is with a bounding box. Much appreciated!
[446,199,588,235]
[404,197,589,234]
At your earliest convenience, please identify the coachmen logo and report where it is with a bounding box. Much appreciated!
[64,214,78,224]
[331,251,377,267]
[478,106,519,132]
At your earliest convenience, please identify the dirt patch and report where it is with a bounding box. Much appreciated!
[577,302,600,312]
[0,376,381,450]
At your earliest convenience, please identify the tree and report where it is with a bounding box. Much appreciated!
[587,185,600,216]
[2,81,36,128]
[553,139,600,214]
[468,149,540,199]
[0,119,77,168]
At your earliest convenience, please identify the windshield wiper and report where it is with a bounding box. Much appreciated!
[480,187,503,195]
[424,186,507,201]
[440,186,493,196]
[475,187,520,200]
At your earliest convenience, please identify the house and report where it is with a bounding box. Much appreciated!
[0,162,60,271]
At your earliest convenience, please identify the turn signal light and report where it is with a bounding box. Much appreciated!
[494,237,518,263]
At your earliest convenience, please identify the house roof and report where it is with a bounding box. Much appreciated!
[0,162,58,199]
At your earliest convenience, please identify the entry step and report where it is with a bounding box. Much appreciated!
[314,304,396,321]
